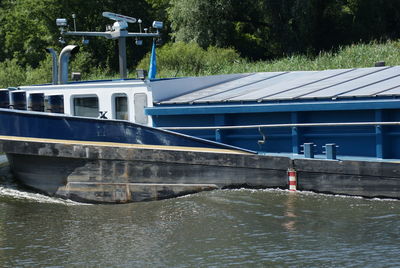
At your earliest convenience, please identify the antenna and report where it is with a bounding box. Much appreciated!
[138,19,143,33]
[102,12,136,31]
[136,19,143,46]
[102,12,137,23]
[72,14,77,31]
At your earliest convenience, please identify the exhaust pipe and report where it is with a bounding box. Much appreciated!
[58,45,80,84]
[45,48,58,85]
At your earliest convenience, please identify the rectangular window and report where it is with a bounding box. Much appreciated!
[134,93,148,124]
[73,96,99,118]
[47,95,64,114]
[115,95,128,120]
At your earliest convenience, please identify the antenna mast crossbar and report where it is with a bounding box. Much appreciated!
[63,31,160,39]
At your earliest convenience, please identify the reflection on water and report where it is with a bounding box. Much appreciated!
[0,185,399,267]
[282,192,298,232]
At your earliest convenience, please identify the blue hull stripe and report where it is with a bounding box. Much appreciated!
[0,108,255,154]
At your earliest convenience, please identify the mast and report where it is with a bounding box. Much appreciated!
[56,12,162,79]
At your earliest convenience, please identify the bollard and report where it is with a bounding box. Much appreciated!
[301,142,315,158]
[323,143,338,160]
[287,168,297,191]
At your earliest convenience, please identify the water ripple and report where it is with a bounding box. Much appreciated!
[0,185,84,205]
[1,187,399,267]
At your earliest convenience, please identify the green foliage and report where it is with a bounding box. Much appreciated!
[0,0,58,67]
[145,0,171,30]
[82,67,120,81]
[0,56,55,88]
[228,40,400,73]
[0,0,154,70]
[0,59,27,88]
[137,42,240,77]
[2,40,400,88]
[25,56,53,85]
[166,0,400,59]
[167,0,234,48]
[138,40,400,78]
[70,50,100,76]
[1,0,400,87]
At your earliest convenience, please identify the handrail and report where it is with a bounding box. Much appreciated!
[161,121,400,130]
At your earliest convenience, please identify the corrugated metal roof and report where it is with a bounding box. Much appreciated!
[158,66,400,104]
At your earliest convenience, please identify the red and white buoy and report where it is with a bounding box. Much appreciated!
[288,168,297,191]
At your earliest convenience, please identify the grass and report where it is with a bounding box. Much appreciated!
[154,40,400,78]
[2,40,400,88]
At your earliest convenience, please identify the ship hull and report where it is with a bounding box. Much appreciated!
[3,137,287,203]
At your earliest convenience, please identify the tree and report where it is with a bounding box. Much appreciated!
[0,0,156,71]
[167,0,235,48]
[0,0,58,67]
[1,0,400,83]
[348,0,400,42]
[165,0,400,59]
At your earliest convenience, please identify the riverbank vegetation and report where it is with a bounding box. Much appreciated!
[137,40,400,78]
[1,0,400,87]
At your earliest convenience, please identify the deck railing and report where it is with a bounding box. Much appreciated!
[162,121,400,159]
[161,121,400,130]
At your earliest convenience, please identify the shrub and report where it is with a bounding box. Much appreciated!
[136,42,241,77]
[0,59,26,88]
[25,55,53,85]
[3,40,400,87]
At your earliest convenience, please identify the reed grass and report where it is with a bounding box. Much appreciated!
[2,40,400,88]
[153,40,400,78]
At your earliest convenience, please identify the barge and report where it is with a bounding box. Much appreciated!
[1,12,400,202]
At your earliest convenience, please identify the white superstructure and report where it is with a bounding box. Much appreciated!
[18,79,154,126]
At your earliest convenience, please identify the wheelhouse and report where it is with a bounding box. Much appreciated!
[5,79,154,126]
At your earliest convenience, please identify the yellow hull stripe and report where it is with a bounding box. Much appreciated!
[0,135,251,155]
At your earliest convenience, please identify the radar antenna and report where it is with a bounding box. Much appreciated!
[102,12,137,24]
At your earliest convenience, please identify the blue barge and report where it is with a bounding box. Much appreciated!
[3,61,400,202]
[3,65,400,202]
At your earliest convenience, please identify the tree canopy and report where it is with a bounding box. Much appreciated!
[0,0,154,70]
[165,0,400,59]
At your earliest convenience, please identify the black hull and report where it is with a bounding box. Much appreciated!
[7,154,86,195]
[2,137,400,203]
[4,140,287,203]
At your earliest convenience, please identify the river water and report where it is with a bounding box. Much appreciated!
[0,178,399,267]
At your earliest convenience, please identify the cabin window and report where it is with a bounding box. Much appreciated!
[10,91,27,110]
[73,96,99,118]
[134,93,148,124]
[114,95,128,120]
[0,90,10,108]
[28,93,45,112]
[47,95,64,113]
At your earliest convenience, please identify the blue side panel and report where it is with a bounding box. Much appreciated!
[384,109,400,158]
[299,110,376,157]
[152,107,400,159]
[227,112,292,152]
[0,109,254,153]
[154,112,293,152]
